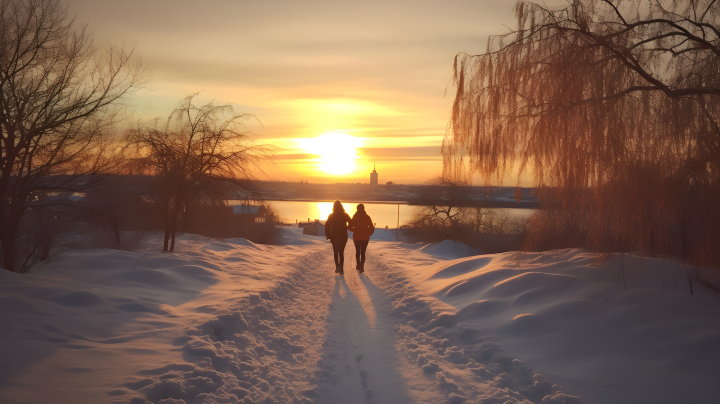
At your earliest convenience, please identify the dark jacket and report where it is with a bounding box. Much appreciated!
[351,212,374,241]
[325,212,353,241]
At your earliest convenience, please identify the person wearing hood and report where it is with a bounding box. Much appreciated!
[351,203,374,273]
[325,200,353,274]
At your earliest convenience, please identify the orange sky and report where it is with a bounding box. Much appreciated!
[64,0,527,184]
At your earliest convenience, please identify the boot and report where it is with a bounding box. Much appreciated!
[335,264,340,273]
[339,263,344,275]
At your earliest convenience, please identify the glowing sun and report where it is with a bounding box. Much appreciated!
[300,133,362,175]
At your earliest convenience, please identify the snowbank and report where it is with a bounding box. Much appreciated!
[419,239,483,259]
[0,232,315,403]
[1,230,717,404]
[379,245,720,404]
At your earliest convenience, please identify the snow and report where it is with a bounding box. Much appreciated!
[419,240,484,259]
[370,228,399,242]
[1,228,718,404]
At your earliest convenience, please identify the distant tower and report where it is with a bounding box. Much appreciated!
[370,161,379,186]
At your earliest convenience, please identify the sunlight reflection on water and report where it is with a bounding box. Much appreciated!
[269,200,535,229]
[272,201,410,228]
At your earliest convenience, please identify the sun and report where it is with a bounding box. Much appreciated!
[299,133,362,175]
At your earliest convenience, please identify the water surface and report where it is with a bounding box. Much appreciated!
[268,200,535,229]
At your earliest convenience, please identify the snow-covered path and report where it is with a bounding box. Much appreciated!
[315,263,417,404]
[134,236,457,404]
[1,227,719,404]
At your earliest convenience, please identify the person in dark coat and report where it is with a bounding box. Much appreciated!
[325,200,353,274]
[351,204,374,273]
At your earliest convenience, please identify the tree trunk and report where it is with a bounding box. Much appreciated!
[680,183,696,261]
[1,231,17,272]
[0,214,20,272]
[163,205,172,252]
[169,214,178,252]
[167,203,182,253]
[162,194,174,252]
[111,218,121,247]
[170,232,176,252]
[182,205,190,234]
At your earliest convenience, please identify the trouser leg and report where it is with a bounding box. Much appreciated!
[359,241,368,267]
[354,240,362,265]
[333,244,340,266]
[338,239,346,266]
[333,239,347,267]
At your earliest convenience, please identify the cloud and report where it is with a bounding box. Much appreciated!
[272,153,321,161]
[64,0,518,184]
[357,146,441,159]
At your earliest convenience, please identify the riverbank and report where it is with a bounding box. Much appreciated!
[251,181,540,209]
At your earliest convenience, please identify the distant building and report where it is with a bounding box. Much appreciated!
[300,220,325,236]
[370,162,379,186]
[386,181,394,185]
[232,205,266,223]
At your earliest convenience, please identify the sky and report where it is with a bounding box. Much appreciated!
[63,0,520,184]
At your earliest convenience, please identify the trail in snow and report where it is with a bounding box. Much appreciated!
[112,233,582,404]
[309,242,580,404]
[117,243,336,404]
[314,266,417,404]
[3,227,716,404]
[115,235,495,404]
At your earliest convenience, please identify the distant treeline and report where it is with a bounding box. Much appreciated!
[4,174,280,272]
[252,181,539,208]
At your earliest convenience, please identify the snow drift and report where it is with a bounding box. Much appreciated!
[0,228,717,404]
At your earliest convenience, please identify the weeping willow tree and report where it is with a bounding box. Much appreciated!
[444,0,720,265]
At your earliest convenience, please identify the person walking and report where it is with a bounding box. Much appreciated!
[351,203,374,273]
[325,200,353,275]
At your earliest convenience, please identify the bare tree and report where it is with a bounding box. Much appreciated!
[83,176,145,247]
[445,0,720,265]
[410,176,519,233]
[0,0,147,271]
[411,176,475,229]
[127,94,273,252]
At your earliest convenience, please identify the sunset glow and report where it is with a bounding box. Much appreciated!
[60,0,521,184]
[299,133,363,175]
[316,202,334,220]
